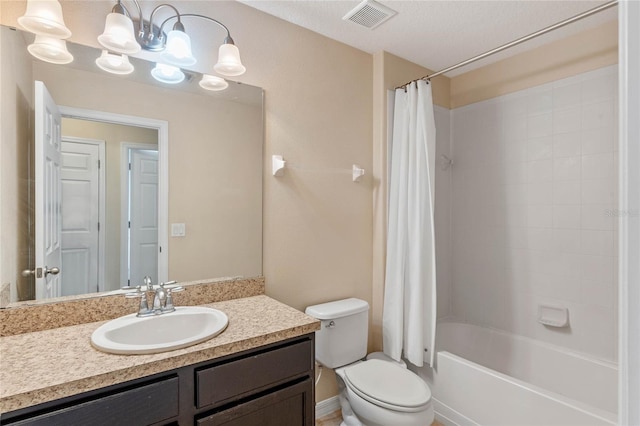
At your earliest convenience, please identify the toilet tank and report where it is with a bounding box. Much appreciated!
[305,298,369,368]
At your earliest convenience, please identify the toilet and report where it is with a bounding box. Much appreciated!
[306,298,434,426]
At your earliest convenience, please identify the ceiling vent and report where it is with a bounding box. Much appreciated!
[343,0,397,30]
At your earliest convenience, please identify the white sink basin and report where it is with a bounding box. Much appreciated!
[91,306,228,355]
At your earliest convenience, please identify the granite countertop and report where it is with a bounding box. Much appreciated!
[0,295,320,414]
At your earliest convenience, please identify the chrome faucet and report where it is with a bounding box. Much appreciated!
[124,276,184,317]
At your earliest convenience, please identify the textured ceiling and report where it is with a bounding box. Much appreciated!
[239,0,617,77]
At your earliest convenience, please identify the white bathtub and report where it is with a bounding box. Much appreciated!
[409,322,618,426]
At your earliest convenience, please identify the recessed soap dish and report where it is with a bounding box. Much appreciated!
[538,305,569,328]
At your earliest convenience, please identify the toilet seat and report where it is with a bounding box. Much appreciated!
[343,359,431,413]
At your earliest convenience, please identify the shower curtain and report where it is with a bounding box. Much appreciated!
[383,80,437,367]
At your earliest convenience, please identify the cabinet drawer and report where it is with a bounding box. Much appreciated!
[196,378,313,426]
[7,376,179,426]
[196,340,312,408]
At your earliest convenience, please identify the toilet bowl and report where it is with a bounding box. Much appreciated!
[335,358,433,426]
[305,298,434,426]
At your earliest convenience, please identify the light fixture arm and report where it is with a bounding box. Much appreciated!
[148,4,183,42]
[112,0,143,36]
[159,14,234,45]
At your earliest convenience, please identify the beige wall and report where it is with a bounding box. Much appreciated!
[450,20,618,108]
[60,118,158,291]
[0,27,34,305]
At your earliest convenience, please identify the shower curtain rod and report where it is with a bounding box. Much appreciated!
[396,0,618,90]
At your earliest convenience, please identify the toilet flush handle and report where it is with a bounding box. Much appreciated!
[325,320,336,328]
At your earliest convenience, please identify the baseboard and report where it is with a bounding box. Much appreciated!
[316,395,341,419]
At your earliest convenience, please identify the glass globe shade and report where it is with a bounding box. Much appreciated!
[27,35,73,64]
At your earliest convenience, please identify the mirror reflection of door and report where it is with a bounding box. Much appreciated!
[122,146,159,287]
[33,81,62,300]
[60,137,105,296]
[30,81,160,299]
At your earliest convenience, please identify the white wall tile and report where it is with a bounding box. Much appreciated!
[553,107,581,134]
[582,153,615,179]
[581,178,616,204]
[527,228,554,251]
[528,182,553,205]
[581,73,615,103]
[528,159,553,182]
[528,113,553,138]
[528,88,553,114]
[504,161,529,184]
[580,254,614,284]
[503,139,528,162]
[553,81,581,110]
[553,205,581,229]
[505,204,528,228]
[502,114,528,140]
[580,278,615,308]
[553,132,582,158]
[581,230,614,256]
[553,229,582,253]
[527,136,553,160]
[553,157,581,180]
[505,183,528,205]
[553,181,581,205]
[451,65,618,361]
[582,100,614,131]
[528,205,553,228]
[581,204,614,230]
[582,127,615,155]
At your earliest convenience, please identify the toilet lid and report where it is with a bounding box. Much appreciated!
[344,359,431,412]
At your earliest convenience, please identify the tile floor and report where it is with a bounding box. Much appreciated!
[315,410,443,426]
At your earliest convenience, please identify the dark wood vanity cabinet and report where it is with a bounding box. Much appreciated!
[0,335,315,426]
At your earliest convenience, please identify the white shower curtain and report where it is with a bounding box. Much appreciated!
[383,80,437,367]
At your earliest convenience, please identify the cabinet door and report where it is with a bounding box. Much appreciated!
[196,379,313,426]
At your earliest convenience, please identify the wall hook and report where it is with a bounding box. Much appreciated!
[352,164,365,182]
[439,154,453,170]
[272,155,286,176]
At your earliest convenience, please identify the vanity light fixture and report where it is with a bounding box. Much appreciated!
[27,34,73,64]
[18,0,245,90]
[95,50,134,75]
[96,1,245,81]
[199,74,229,91]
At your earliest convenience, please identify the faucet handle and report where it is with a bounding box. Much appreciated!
[159,280,178,288]
[143,276,154,291]
[163,286,184,312]
[124,286,143,297]
[124,286,151,315]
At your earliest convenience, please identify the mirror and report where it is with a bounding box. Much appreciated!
[0,25,264,306]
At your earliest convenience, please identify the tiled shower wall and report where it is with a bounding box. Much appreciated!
[434,106,452,320]
[450,65,618,361]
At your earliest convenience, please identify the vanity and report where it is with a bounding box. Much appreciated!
[0,280,320,426]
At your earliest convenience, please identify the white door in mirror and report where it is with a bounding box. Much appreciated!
[90,306,228,355]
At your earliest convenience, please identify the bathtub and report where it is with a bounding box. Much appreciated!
[409,322,617,426]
